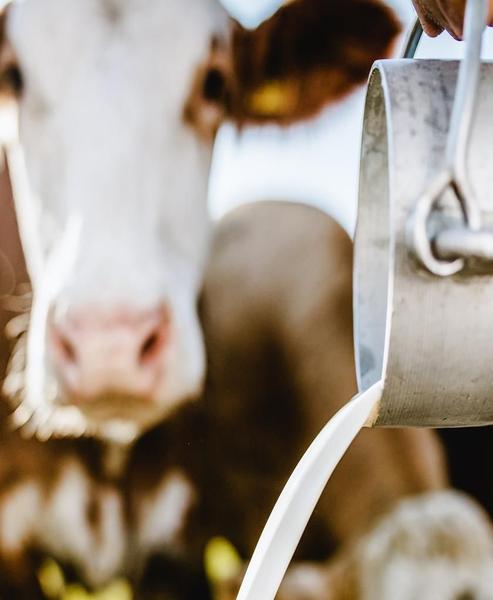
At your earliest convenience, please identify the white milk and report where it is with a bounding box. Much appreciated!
[236,380,383,600]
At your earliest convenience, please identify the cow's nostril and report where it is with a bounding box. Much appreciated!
[456,591,474,600]
[59,336,76,364]
[52,329,77,365]
[139,308,170,364]
[139,331,162,364]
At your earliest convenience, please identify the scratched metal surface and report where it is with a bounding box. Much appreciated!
[355,60,493,427]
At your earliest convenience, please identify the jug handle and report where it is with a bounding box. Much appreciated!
[406,0,491,276]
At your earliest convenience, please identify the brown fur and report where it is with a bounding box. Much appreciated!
[229,0,401,124]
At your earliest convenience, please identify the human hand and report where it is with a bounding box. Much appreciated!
[412,0,493,39]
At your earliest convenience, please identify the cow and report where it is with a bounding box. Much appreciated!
[0,0,399,440]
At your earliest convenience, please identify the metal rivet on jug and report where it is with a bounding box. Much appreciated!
[354,0,493,427]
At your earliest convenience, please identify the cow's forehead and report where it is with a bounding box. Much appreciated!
[7,0,227,102]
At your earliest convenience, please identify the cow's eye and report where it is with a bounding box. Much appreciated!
[202,67,226,103]
[2,64,23,94]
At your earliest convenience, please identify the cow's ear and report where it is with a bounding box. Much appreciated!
[0,8,22,99]
[228,0,401,125]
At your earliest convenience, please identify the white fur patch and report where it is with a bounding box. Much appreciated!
[279,564,329,599]
[138,470,196,553]
[38,461,126,588]
[0,482,41,554]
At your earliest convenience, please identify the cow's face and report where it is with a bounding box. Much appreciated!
[4,0,229,439]
[0,0,399,440]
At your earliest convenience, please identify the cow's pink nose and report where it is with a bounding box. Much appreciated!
[48,306,170,400]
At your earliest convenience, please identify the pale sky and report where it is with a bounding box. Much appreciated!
[211,0,492,235]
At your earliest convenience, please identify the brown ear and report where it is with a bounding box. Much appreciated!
[0,7,22,99]
[228,0,401,125]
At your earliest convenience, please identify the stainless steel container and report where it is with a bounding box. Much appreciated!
[354,0,493,426]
